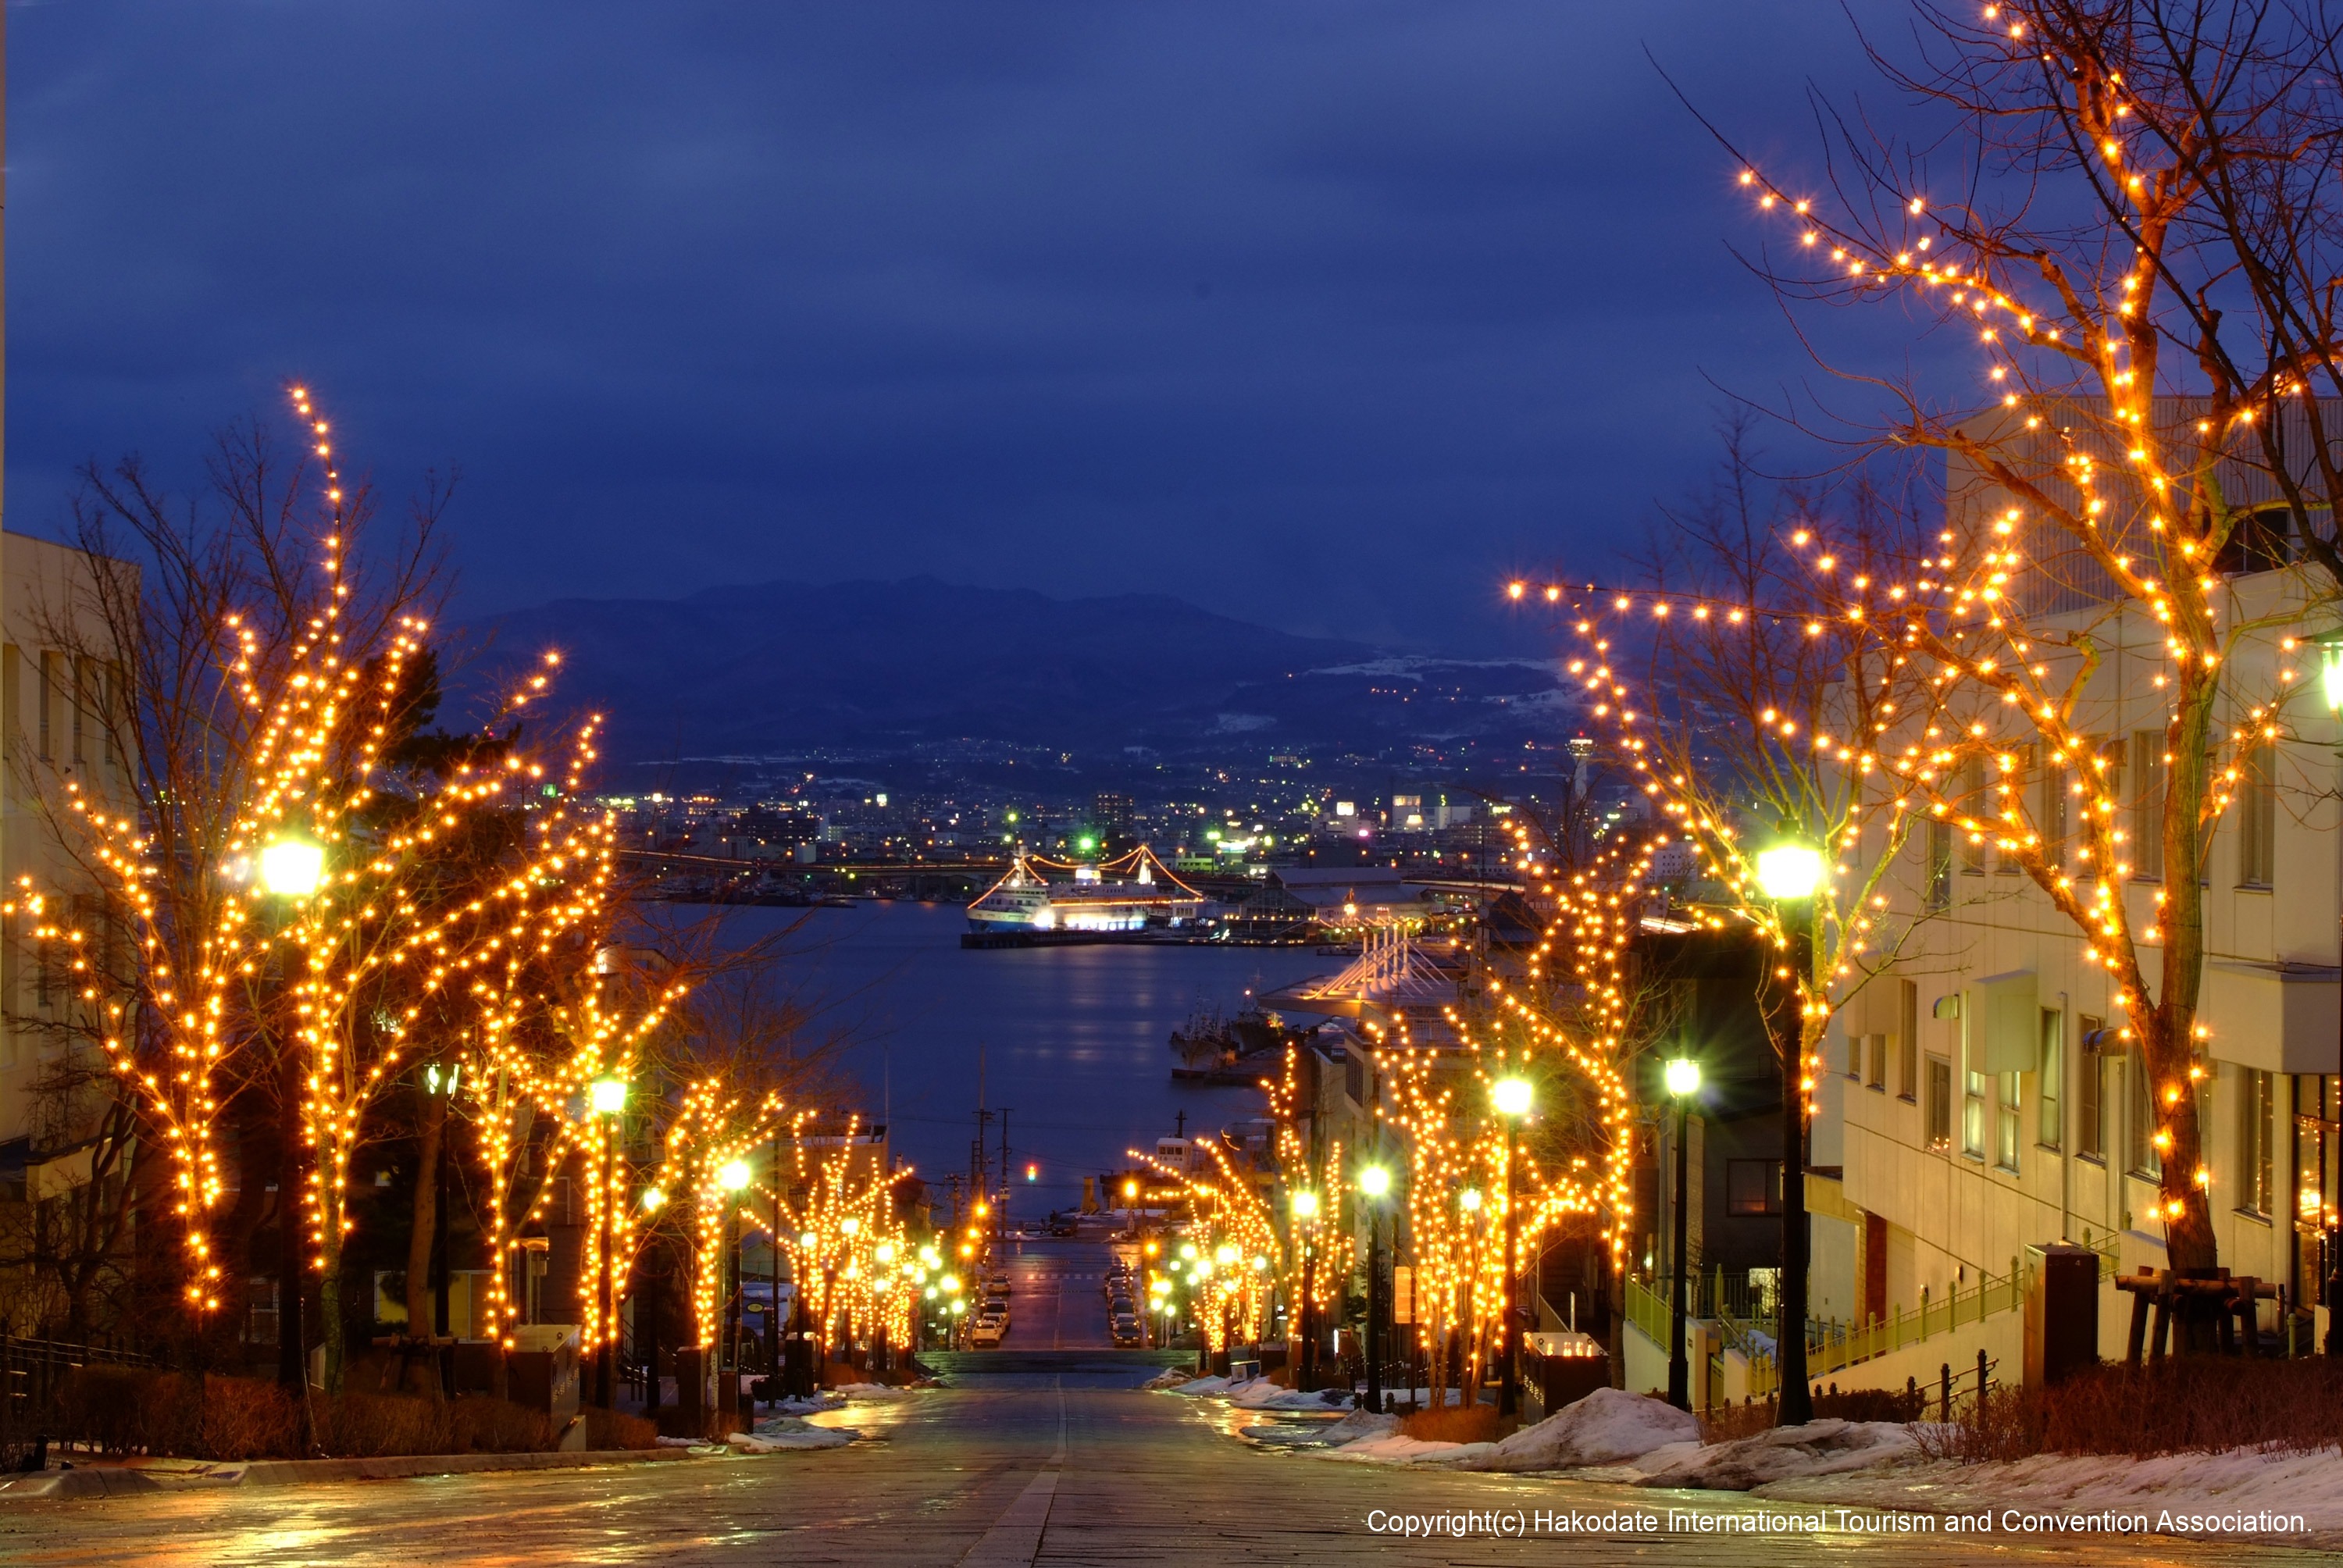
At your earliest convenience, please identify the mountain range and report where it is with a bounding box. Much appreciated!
[460,576,1570,771]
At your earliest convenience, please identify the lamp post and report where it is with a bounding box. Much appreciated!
[1756,835,1824,1426]
[1492,1076,1532,1420]
[2321,636,2343,1354]
[589,1075,626,1409]
[1292,1188,1320,1392]
[259,836,323,1432]
[719,1158,751,1418]
[1664,1057,1702,1411]
[1359,1164,1390,1413]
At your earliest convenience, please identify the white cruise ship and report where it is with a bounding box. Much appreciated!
[967,847,1204,934]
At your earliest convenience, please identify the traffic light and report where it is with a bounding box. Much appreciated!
[1025,1164,1037,1182]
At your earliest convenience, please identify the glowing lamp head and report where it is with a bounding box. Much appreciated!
[800,1231,818,1249]
[718,1159,751,1192]
[1214,1245,1236,1266]
[1122,1181,1139,1199]
[1358,1165,1391,1198]
[1664,1058,1703,1099]
[1755,840,1824,900]
[1290,1189,1320,1219]
[1179,1242,1197,1261]
[258,837,326,898]
[589,1077,626,1116]
[640,1186,667,1212]
[1492,1077,1533,1117]
[875,1242,896,1265]
[1459,1188,1483,1212]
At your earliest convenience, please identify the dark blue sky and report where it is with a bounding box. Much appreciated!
[9,2,1878,652]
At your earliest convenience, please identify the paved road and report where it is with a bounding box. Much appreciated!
[992,1237,1118,1350]
[0,1370,2324,1566]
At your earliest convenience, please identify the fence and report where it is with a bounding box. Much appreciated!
[0,1335,156,1471]
[1630,1233,2121,1395]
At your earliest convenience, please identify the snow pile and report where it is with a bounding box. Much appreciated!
[1229,1378,1351,1411]
[833,1382,911,1402]
[1148,1370,1207,1392]
[1755,1443,2343,1533]
[770,1391,847,1415]
[1635,1419,1916,1491]
[1325,1433,1496,1466]
[735,1413,858,1452]
[1453,1389,1703,1474]
[1245,1409,1399,1449]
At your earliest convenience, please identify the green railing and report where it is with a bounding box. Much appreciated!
[1632,1232,2122,1388]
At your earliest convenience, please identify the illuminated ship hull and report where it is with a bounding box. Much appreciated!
[966,848,1204,934]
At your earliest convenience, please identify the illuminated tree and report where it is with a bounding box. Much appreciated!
[1696,0,2343,1301]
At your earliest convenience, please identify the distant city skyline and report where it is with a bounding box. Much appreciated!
[9,3,1879,654]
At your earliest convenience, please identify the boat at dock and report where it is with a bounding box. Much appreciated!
[965,846,1204,938]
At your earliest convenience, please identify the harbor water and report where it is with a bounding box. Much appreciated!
[715,900,1334,1214]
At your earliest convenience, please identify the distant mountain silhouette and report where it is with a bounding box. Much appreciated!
[462,576,1566,764]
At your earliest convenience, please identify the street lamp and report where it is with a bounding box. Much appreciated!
[258,836,326,898]
[2322,635,2343,1352]
[589,1076,627,1409]
[1291,1188,1321,1390]
[1359,1164,1392,1413]
[1492,1076,1532,1419]
[1760,829,1822,1427]
[1664,1057,1702,1412]
[719,1159,751,1418]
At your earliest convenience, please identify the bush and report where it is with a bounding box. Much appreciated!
[1399,1402,1501,1444]
[1927,1358,2343,1462]
[36,1367,651,1459]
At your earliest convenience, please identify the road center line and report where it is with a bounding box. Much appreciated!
[957,1380,1067,1567]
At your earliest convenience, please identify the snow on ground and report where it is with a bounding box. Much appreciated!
[1322,1434,1496,1466]
[1143,1370,1193,1391]
[736,1413,858,1452]
[1632,1420,1917,1490]
[1228,1377,1359,1415]
[1450,1390,1701,1474]
[1753,1444,2343,1535]
[1244,1409,1399,1449]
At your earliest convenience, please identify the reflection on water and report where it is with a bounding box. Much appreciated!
[722,902,1332,1210]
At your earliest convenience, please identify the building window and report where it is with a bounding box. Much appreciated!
[1896,978,1917,1101]
[2039,751,2068,872]
[2130,731,2166,881]
[2238,747,2275,888]
[1996,746,2030,875]
[1963,1053,1987,1159]
[2128,1053,2163,1180]
[1927,1056,1952,1149]
[1995,1070,2022,1171]
[1867,1032,1887,1092]
[2238,1067,2275,1215]
[1958,757,1987,875]
[1924,818,1952,911]
[2077,1017,2106,1160]
[2038,1008,2063,1150]
[1726,1160,1783,1217]
[37,650,55,762]
[1846,1030,1862,1080]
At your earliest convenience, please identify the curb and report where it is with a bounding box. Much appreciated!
[0,1445,697,1501]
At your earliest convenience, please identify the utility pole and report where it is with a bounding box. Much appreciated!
[998,1109,1011,1238]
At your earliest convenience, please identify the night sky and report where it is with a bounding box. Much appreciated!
[9,2,1880,653]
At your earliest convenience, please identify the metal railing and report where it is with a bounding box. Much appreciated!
[1630,1232,2121,1389]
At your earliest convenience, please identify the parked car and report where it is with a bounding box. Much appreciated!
[971,1319,1005,1347]
[1111,1317,1142,1348]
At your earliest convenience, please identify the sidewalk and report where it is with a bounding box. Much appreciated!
[0,1445,700,1501]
